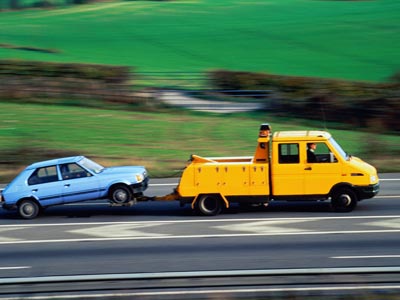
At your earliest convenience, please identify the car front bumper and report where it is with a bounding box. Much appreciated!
[131,177,149,194]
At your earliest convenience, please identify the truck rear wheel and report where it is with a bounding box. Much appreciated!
[196,195,222,216]
[331,188,357,212]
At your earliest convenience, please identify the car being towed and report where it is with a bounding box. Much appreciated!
[0,156,149,219]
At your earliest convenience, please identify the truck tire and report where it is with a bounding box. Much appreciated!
[331,188,357,212]
[109,185,131,204]
[196,195,222,216]
[18,199,40,219]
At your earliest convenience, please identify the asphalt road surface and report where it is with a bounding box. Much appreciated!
[0,174,399,280]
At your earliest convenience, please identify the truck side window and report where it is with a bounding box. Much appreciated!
[279,143,299,164]
[308,142,337,163]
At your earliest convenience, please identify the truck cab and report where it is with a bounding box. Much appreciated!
[270,130,379,210]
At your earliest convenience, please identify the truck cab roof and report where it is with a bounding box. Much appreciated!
[273,130,331,141]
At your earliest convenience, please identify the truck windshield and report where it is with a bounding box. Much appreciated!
[79,158,105,174]
[329,138,348,160]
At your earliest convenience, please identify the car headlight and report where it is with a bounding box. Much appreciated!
[135,174,144,182]
[370,175,377,183]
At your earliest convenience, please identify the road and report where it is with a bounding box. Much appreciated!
[0,174,399,298]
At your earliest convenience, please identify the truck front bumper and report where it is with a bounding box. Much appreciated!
[355,182,380,200]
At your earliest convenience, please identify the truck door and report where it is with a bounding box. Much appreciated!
[272,142,304,196]
[303,142,342,195]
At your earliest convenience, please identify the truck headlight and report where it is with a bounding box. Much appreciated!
[135,174,144,182]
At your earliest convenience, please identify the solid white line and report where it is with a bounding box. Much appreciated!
[150,183,177,186]
[333,255,400,259]
[0,266,31,270]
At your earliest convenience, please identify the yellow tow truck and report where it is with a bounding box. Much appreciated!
[155,124,380,215]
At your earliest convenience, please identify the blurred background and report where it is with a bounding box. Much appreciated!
[0,0,399,180]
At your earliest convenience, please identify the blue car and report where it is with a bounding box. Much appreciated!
[0,156,149,219]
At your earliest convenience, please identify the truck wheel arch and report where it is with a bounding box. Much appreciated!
[192,194,229,216]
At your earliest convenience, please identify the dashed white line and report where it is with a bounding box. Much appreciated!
[333,255,400,259]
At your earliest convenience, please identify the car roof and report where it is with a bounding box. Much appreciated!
[26,156,85,170]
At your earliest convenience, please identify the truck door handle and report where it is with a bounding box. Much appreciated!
[304,167,312,171]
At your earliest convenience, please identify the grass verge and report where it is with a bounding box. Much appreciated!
[0,102,399,182]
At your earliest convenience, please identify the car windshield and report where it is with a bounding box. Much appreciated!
[79,157,105,174]
[329,137,348,160]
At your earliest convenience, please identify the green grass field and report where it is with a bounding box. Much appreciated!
[1,102,399,181]
[1,0,399,82]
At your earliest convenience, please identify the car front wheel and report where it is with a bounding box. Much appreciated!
[109,185,132,204]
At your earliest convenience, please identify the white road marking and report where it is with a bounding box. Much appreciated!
[214,219,313,234]
[363,218,400,230]
[333,255,400,259]
[0,227,27,242]
[1,229,400,245]
[3,215,400,228]
[67,223,168,238]
[0,266,30,270]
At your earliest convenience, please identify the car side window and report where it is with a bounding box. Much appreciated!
[60,163,91,180]
[279,143,299,164]
[28,166,59,185]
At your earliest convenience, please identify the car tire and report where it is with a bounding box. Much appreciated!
[18,199,40,219]
[196,194,222,216]
[109,185,132,204]
[331,188,358,212]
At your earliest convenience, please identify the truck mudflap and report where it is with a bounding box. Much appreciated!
[354,182,380,200]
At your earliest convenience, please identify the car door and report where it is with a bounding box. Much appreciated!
[59,163,101,203]
[27,165,64,206]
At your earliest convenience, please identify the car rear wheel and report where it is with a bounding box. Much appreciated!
[18,199,40,219]
[109,185,132,204]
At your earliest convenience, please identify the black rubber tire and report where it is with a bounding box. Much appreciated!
[196,195,222,216]
[331,188,358,212]
[109,185,132,204]
[18,199,40,219]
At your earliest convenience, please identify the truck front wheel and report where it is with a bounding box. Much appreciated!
[331,188,357,212]
[196,195,222,216]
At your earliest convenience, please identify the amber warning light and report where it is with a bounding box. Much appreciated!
[259,123,271,137]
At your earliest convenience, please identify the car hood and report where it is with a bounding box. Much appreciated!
[100,166,146,175]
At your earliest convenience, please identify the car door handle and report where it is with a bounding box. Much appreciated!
[64,184,70,187]
[304,167,312,171]
[32,189,38,192]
